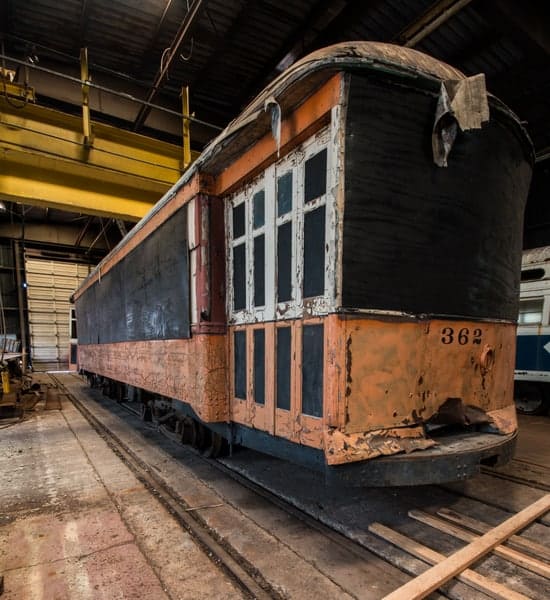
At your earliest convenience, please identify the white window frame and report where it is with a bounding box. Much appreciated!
[227,124,338,325]
[518,294,545,326]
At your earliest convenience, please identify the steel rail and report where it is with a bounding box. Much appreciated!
[481,463,550,492]
[61,373,414,595]
[60,373,547,600]
[50,373,278,600]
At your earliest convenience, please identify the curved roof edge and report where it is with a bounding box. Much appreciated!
[76,43,533,292]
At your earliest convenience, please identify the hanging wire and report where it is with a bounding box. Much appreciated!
[160,46,171,80]
[180,38,194,61]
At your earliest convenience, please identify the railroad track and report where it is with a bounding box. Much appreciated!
[52,373,550,600]
[481,460,550,492]
[49,373,278,600]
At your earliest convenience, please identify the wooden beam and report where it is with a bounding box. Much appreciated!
[409,509,550,579]
[392,0,475,48]
[380,494,550,600]
[369,523,530,600]
[437,508,550,562]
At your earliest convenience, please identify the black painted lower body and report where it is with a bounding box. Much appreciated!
[171,399,516,487]
[88,373,516,487]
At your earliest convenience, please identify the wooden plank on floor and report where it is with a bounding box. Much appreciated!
[369,523,530,600]
[380,494,550,600]
[409,509,550,579]
[437,508,550,562]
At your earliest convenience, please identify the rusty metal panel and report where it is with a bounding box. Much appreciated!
[342,316,517,434]
[78,336,228,422]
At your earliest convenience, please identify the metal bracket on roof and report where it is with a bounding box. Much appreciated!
[80,47,93,147]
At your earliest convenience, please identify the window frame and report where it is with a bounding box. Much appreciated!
[227,126,337,325]
[518,296,545,326]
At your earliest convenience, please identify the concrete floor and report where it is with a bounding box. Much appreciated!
[0,393,243,600]
[516,413,550,465]
[0,388,548,599]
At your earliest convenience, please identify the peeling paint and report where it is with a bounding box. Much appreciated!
[324,425,435,465]
[342,315,517,434]
[79,337,227,423]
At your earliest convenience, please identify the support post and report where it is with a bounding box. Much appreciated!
[80,47,92,146]
[13,241,27,373]
[182,85,192,170]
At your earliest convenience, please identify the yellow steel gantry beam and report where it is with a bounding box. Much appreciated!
[0,96,200,221]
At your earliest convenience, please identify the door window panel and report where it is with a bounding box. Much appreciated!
[228,127,334,324]
[303,206,326,298]
[302,324,324,417]
[518,298,544,325]
[234,330,246,399]
[304,148,327,203]
[276,327,291,410]
[253,329,265,405]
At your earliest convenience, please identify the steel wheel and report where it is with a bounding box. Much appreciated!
[514,382,548,415]
[202,431,224,458]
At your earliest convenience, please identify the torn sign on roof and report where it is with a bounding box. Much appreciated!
[432,73,490,167]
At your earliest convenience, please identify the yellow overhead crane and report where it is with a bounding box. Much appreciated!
[0,61,200,222]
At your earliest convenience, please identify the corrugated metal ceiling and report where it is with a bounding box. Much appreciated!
[2,0,546,154]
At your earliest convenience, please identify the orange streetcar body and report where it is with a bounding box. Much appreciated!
[74,43,533,486]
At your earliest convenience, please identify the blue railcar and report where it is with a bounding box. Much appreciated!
[515,246,550,414]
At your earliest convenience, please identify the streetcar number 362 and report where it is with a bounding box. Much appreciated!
[440,327,482,345]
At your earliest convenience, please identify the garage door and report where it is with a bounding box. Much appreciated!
[25,258,91,371]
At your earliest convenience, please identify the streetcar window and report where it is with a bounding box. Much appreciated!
[304,148,327,203]
[521,268,545,281]
[253,329,265,405]
[277,221,292,302]
[277,172,292,216]
[228,129,334,324]
[253,190,265,229]
[232,203,245,238]
[234,330,247,399]
[70,307,77,339]
[302,324,324,417]
[276,327,291,410]
[253,235,265,307]
[233,244,246,310]
[518,298,544,325]
[304,206,326,298]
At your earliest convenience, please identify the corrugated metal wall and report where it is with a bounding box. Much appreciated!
[25,258,91,371]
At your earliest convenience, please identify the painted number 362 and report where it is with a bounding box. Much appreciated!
[441,327,482,345]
